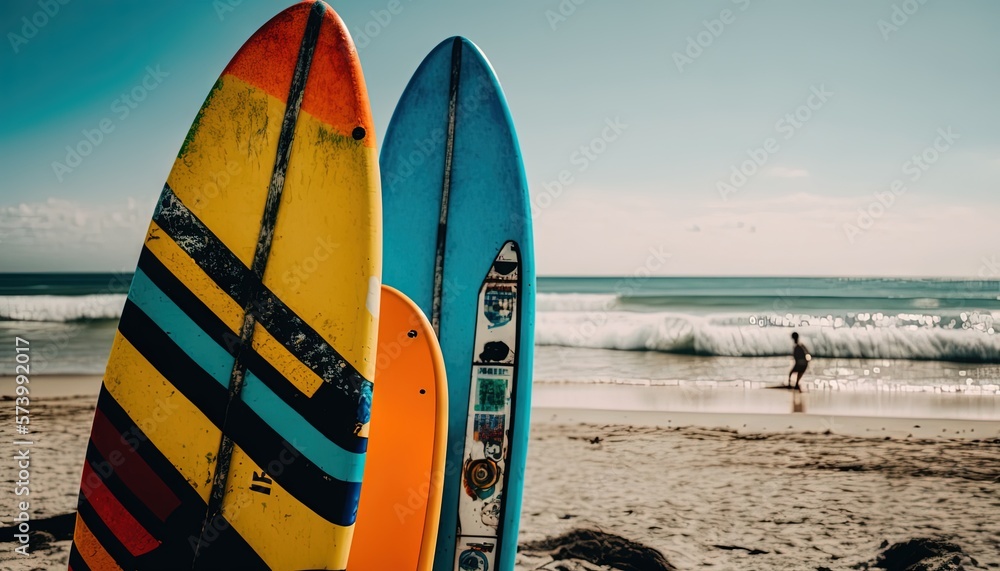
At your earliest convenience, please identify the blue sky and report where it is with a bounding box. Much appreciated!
[1,0,998,276]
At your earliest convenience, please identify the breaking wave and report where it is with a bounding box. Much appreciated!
[537,293,620,312]
[537,310,1000,363]
[0,294,126,323]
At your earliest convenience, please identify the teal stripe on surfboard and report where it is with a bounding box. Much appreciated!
[242,372,367,483]
[129,269,234,385]
[127,269,367,485]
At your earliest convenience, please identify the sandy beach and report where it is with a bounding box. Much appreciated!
[5,0,1000,569]
[519,410,999,570]
[1,376,998,570]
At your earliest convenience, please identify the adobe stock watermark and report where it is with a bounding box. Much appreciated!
[878,0,931,42]
[947,256,1000,316]
[214,0,415,50]
[534,117,628,216]
[391,436,473,524]
[51,65,170,182]
[393,468,446,523]
[280,236,340,291]
[79,398,180,497]
[212,0,245,21]
[188,161,242,214]
[7,0,71,55]
[843,127,959,243]
[375,312,423,372]
[672,0,751,73]
[353,0,415,51]
[717,84,833,201]
[188,440,302,555]
[382,73,494,189]
[382,127,445,189]
[975,255,999,279]
[545,0,589,31]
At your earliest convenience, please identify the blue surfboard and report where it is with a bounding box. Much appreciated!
[381,37,535,571]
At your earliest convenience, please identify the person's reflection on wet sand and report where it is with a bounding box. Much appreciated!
[792,390,806,413]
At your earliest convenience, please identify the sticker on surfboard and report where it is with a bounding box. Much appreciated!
[455,241,520,571]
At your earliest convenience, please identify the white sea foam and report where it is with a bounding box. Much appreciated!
[536,293,619,312]
[536,310,1000,363]
[0,294,126,322]
[531,375,1000,394]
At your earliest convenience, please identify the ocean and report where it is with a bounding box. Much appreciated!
[1,274,998,393]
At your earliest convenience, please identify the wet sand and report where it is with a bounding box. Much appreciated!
[1,377,997,570]
[533,382,1000,421]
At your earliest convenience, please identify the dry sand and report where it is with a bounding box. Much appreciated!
[518,409,999,570]
[1,377,997,570]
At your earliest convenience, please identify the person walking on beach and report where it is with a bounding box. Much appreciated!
[788,331,811,390]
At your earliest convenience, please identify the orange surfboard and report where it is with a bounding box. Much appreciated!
[349,286,448,571]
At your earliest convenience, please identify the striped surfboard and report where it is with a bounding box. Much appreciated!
[68,2,381,569]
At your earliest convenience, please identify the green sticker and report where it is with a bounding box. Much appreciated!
[475,377,507,412]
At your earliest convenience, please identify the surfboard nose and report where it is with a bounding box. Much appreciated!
[219,0,376,148]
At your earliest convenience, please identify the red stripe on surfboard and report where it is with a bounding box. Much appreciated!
[222,2,373,145]
[80,462,160,556]
[73,515,121,571]
[222,2,309,104]
[301,6,375,147]
[90,408,182,522]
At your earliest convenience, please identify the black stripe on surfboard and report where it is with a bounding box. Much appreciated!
[94,388,269,569]
[68,543,91,571]
[201,0,326,556]
[82,439,206,556]
[117,300,364,528]
[138,247,367,454]
[76,491,262,571]
[75,494,140,569]
[89,387,209,551]
[152,188,251,307]
[82,444,165,540]
[430,36,463,335]
[94,389,206,520]
[152,185,371,398]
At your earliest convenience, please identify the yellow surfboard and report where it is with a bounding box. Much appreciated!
[349,286,448,571]
[69,2,380,569]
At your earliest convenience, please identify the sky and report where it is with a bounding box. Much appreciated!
[1,0,998,277]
